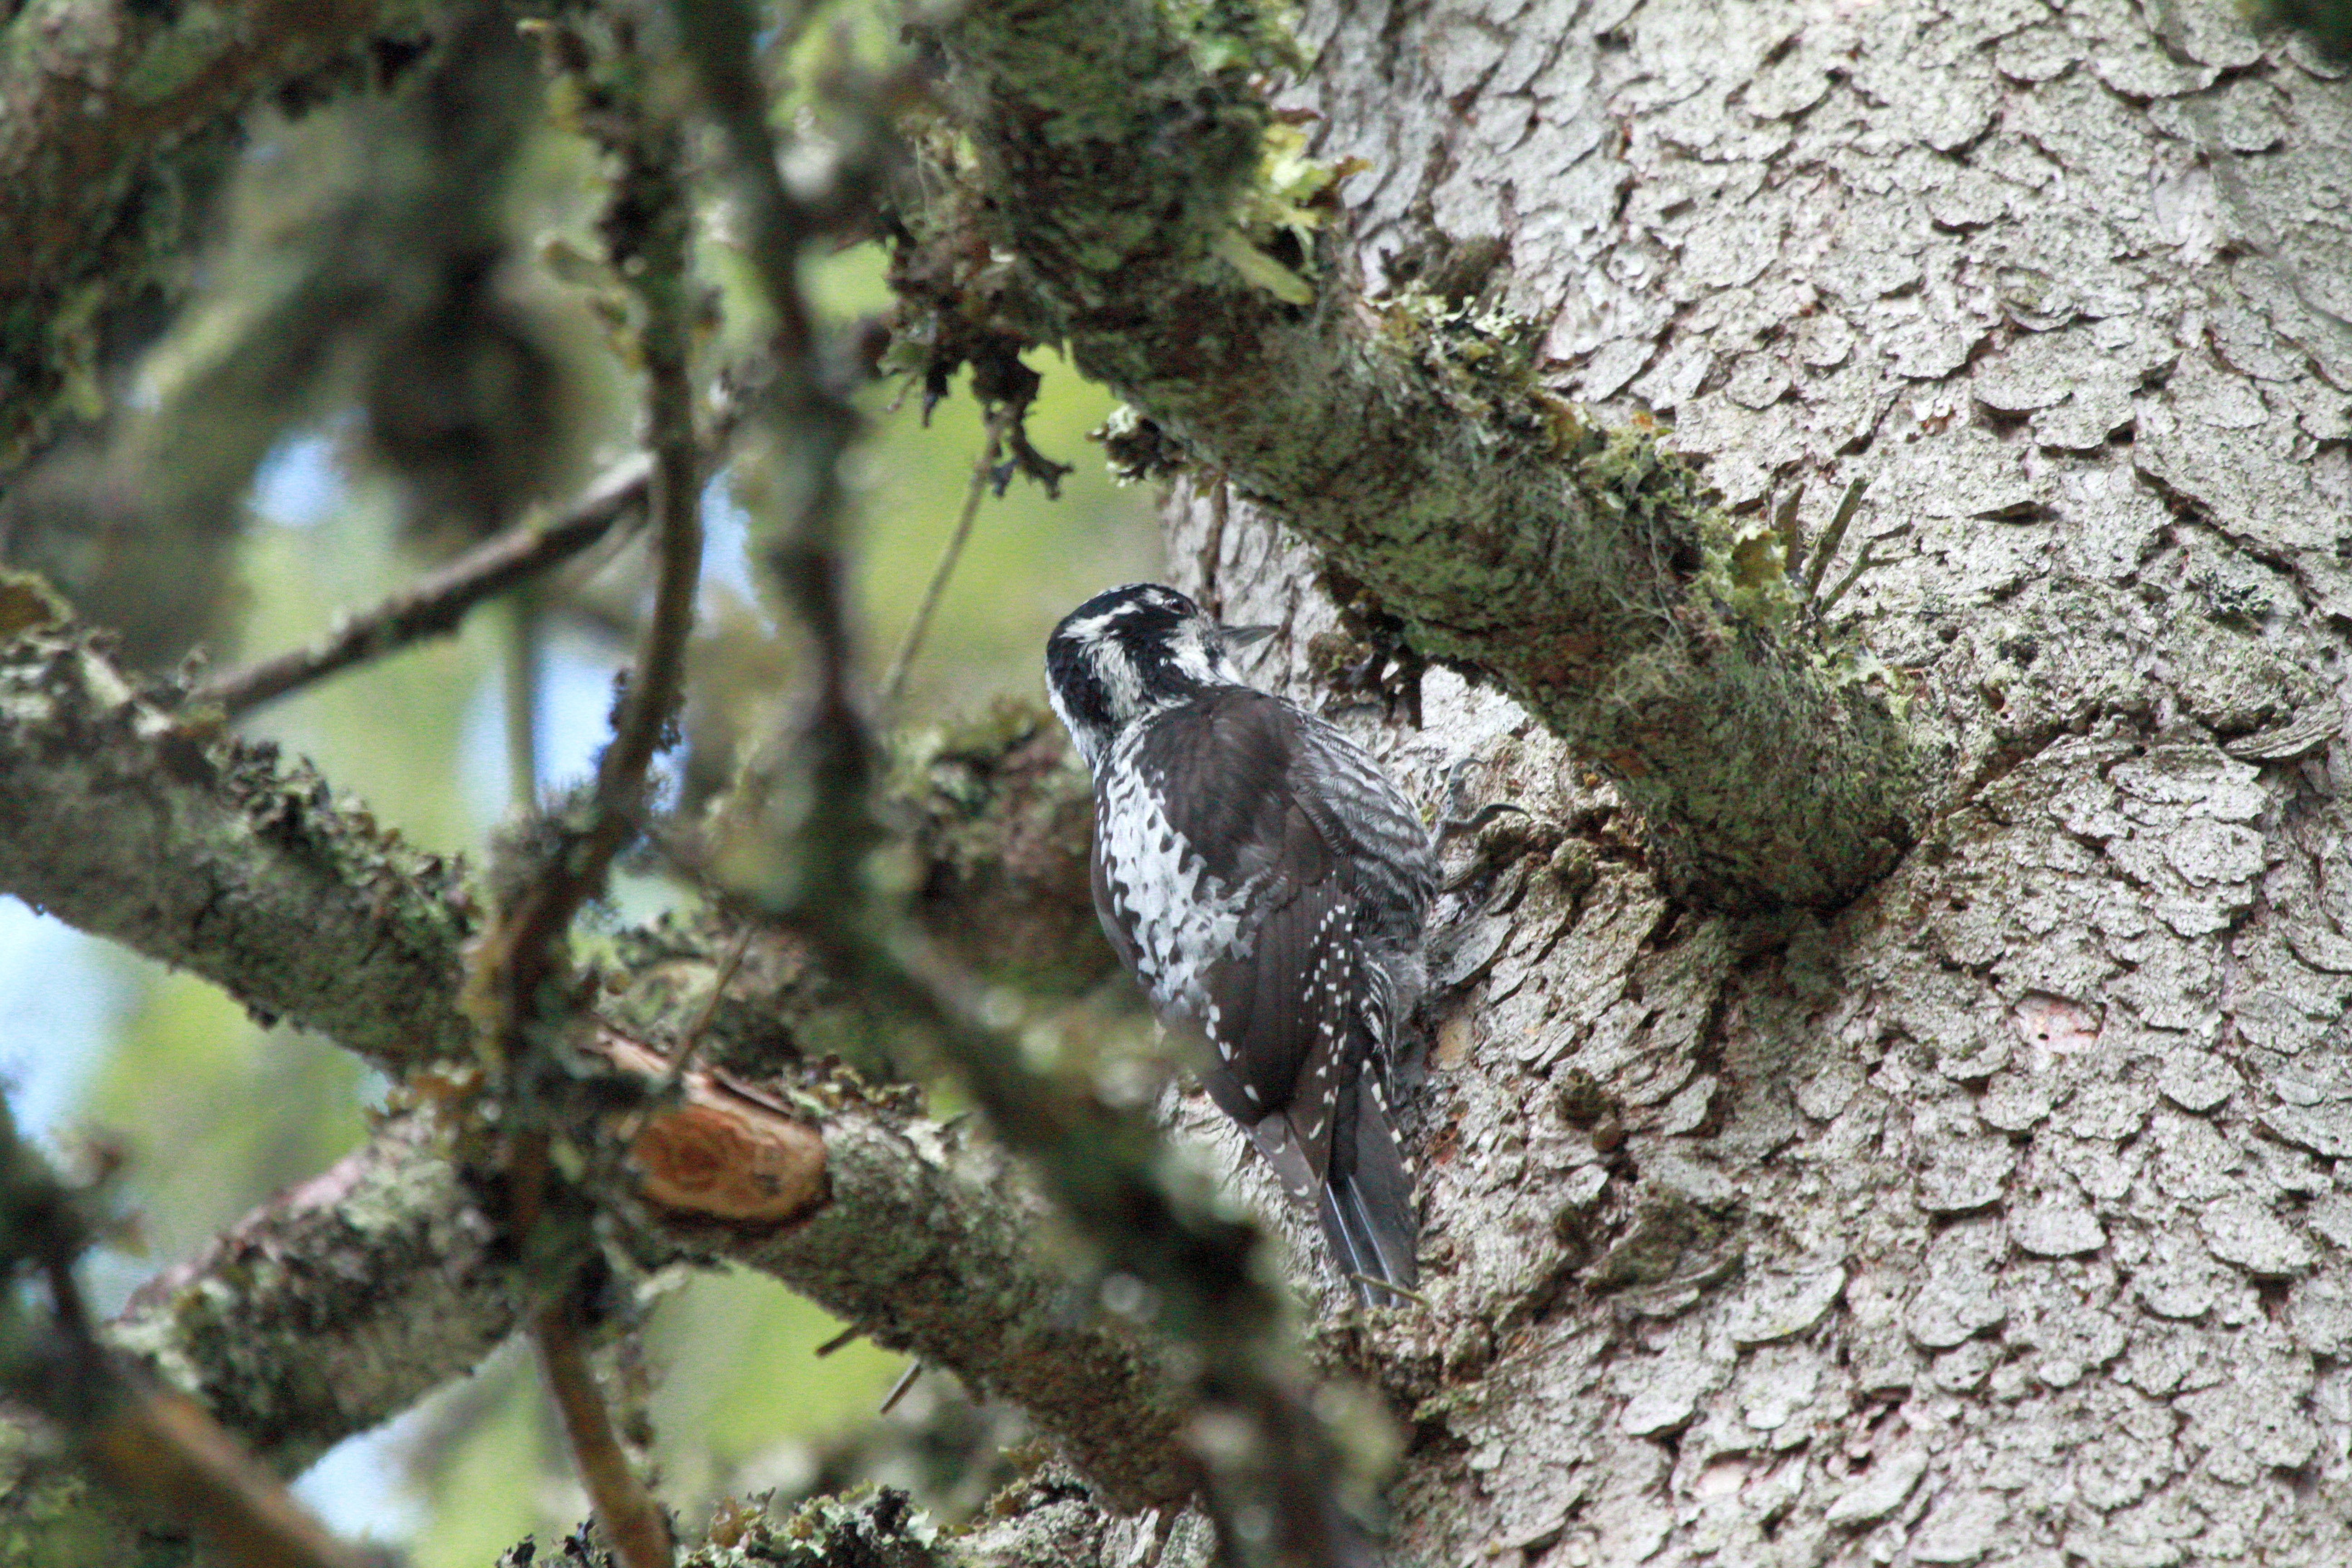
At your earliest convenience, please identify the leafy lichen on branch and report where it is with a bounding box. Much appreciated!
[0,625,475,1067]
[924,0,1928,908]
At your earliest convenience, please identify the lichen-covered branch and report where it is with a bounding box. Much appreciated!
[0,1091,382,1568]
[0,624,1104,1081]
[196,453,652,717]
[107,1113,522,1477]
[718,1069,1192,1511]
[0,0,443,472]
[2,1032,1187,1559]
[0,624,475,1068]
[0,625,1189,1535]
[922,0,1927,908]
[496,1476,1214,1568]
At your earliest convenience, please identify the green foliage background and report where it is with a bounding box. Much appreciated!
[65,235,1156,1555]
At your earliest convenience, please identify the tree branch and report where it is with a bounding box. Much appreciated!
[0,625,1194,1531]
[196,453,652,718]
[457,33,703,1565]
[0,1092,378,1568]
[0,625,475,1069]
[105,1113,515,1470]
[0,624,1106,1079]
[0,0,443,471]
[2,1021,1188,1558]
[921,0,1927,909]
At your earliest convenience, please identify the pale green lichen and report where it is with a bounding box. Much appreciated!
[1214,119,1346,304]
[117,4,238,106]
[1693,505,1803,632]
[1209,227,1312,304]
[0,1456,110,1568]
[1163,0,1305,76]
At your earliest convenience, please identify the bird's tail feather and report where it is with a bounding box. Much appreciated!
[1318,1080,1419,1308]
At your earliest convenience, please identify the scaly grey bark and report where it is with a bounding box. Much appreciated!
[1147,0,2352,1563]
[922,0,1926,909]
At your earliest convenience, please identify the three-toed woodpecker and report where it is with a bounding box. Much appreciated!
[1046,583,1434,1306]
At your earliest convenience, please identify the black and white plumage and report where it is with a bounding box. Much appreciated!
[1045,583,1436,1307]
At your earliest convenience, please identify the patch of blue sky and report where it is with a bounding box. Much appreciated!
[0,901,122,1143]
[701,469,761,607]
[294,1410,431,1545]
[458,627,650,818]
[250,431,344,529]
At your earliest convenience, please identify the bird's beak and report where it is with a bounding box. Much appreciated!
[1220,622,1278,653]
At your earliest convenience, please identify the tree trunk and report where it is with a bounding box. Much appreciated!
[4,0,2351,1563]
[1177,0,2352,1560]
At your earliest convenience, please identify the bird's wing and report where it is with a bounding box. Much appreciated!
[1092,690,1401,1187]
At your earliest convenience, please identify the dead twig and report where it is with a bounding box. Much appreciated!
[196,453,652,717]
[0,1094,378,1568]
[470,29,706,1568]
[668,923,757,1086]
[534,1305,671,1568]
[669,0,877,903]
[1801,476,1869,603]
[669,12,1375,1560]
[608,924,759,1161]
[877,407,1009,715]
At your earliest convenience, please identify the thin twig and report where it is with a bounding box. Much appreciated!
[196,452,652,717]
[611,923,759,1158]
[669,0,877,906]
[1771,481,1806,588]
[0,1094,377,1568]
[535,1306,672,1568]
[670,5,817,363]
[1814,535,1881,617]
[877,408,1007,715]
[1343,1272,1430,1309]
[672,12,1367,1563]
[1801,476,1869,603]
[671,923,756,1083]
[472,38,705,1568]
[877,1360,924,1415]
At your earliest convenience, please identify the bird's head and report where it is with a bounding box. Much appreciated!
[1044,583,1270,770]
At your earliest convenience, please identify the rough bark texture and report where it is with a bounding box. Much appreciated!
[1139,0,2352,1562]
[10,0,2352,1564]
[929,0,1927,911]
[0,633,476,1068]
[107,1114,520,1478]
[0,1115,515,1568]
[3,1073,1189,1562]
